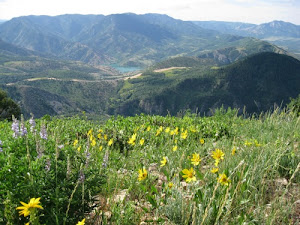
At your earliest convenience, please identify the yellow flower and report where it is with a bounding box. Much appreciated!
[97,133,102,139]
[146,126,151,131]
[254,140,261,147]
[25,223,30,225]
[165,127,170,133]
[73,139,78,147]
[170,127,179,135]
[211,167,219,174]
[172,145,178,151]
[16,197,43,217]
[91,138,96,147]
[217,173,231,186]
[138,168,147,181]
[168,182,173,189]
[77,146,82,151]
[211,149,225,161]
[76,218,86,225]
[108,138,113,146]
[190,127,196,133]
[87,129,93,136]
[156,126,163,136]
[89,135,94,142]
[180,130,188,139]
[182,168,196,183]
[244,140,252,146]
[104,134,108,140]
[160,156,167,167]
[140,138,145,146]
[128,133,137,145]
[200,139,205,145]
[231,147,236,156]
[214,159,220,167]
[99,146,103,151]
[191,153,201,166]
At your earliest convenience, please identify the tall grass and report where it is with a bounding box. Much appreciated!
[0,109,299,224]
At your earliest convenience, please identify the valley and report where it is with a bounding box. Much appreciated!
[0,13,299,119]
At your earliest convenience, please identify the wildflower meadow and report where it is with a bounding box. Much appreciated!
[0,109,299,224]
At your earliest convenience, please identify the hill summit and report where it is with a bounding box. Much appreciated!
[114,52,300,115]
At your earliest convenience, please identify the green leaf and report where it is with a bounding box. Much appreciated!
[151,185,159,195]
[141,206,149,213]
[147,195,158,208]
[195,170,204,180]
[194,188,203,203]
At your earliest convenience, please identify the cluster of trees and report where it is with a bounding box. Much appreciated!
[0,89,20,120]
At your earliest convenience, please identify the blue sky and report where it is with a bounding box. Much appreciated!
[0,0,299,24]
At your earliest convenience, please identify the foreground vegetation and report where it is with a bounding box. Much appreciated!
[0,109,299,224]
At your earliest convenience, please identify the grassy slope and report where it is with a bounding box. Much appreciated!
[0,110,299,224]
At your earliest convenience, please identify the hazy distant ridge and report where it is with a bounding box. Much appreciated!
[193,20,300,57]
[0,13,288,66]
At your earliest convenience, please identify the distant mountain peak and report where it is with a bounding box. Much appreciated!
[0,13,293,66]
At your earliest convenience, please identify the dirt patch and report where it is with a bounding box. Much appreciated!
[123,67,187,80]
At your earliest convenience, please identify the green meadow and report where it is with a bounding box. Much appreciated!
[0,109,299,224]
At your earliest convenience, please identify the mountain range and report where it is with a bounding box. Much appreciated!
[0,13,299,118]
[0,13,288,67]
[193,20,300,59]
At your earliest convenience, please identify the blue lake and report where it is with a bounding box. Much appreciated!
[110,64,141,73]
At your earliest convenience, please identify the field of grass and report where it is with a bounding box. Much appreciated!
[0,109,299,224]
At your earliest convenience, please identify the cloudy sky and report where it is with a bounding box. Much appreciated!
[0,0,299,24]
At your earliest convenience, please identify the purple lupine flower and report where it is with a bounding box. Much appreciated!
[40,124,47,140]
[45,159,51,172]
[11,118,19,138]
[84,150,91,167]
[79,170,85,183]
[20,119,28,136]
[102,151,109,168]
[35,139,44,159]
[29,115,36,133]
[86,151,91,159]
[37,149,44,159]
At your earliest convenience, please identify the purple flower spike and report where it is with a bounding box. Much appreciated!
[11,118,19,138]
[40,124,48,140]
[29,115,36,133]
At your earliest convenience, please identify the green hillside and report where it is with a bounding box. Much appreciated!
[114,52,300,115]
[0,41,121,118]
